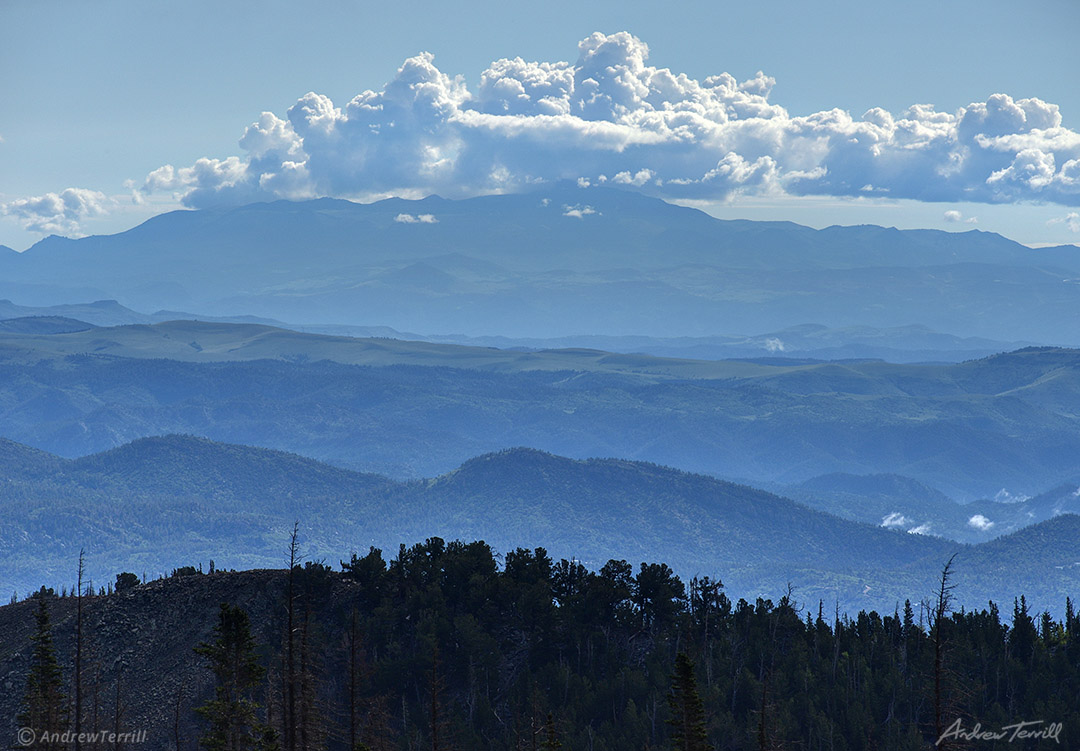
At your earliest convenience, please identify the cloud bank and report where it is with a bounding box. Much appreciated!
[1,188,110,235]
[134,32,1080,210]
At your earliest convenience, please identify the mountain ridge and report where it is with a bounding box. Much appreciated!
[0,297,1040,362]
[1,433,1077,615]
[0,319,1077,498]
[4,188,1080,340]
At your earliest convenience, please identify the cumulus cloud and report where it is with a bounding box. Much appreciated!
[944,209,978,224]
[136,32,1080,210]
[967,514,995,531]
[562,204,598,218]
[1,188,111,235]
[394,213,438,223]
[613,168,655,186]
[907,523,932,535]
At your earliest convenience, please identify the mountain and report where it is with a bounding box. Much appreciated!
[417,323,1035,363]
[0,297,1034,362]
[0,297,291,328]
[786,472,968,533]
[3,188,1079,341]
[0,316,96,334]
[1020,482,1080,520]
[0,320,1078,498]
[2,434,1077,616]
[0,434,394,594]
[782,472,1075,543]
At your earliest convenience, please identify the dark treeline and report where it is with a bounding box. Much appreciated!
[15,537,1080,750]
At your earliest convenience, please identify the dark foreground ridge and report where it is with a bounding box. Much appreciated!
[1,543,1077,750]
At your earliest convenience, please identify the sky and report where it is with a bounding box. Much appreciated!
[1,0,1079,250]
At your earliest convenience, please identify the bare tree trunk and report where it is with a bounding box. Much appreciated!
[299,610,309,751]
[286,522,300,751]
[933,554,958,745]
[113,671,124,751]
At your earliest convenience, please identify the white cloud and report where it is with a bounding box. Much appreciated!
[136,32,1080,210]
[881,512,909,528]
[764,337,785,353]
[0,188,111,235]
[1048,211,1080,233]
[907,523,932,535]
[613,168,655,186]
[944,209,978,224]
[967,514,995,531]
[562,204,598,218]
[394,213,438,223]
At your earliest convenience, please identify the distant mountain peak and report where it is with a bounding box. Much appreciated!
[5,190,1080,343]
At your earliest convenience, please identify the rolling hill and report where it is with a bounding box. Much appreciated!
[0,434,1076,616]
[0,321,1078,499]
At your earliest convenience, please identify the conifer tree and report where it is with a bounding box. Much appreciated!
[194,603,277,751]
[18,597,68,751]
[666,652,712,751]
[539,714,561,751]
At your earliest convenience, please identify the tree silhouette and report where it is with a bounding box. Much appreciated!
[667,652,712,751]
[18,596,68,751]
[194,603,277,751]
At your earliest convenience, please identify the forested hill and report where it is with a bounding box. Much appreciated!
[1,320,1080,500]
[2,434,1078,616]
[1,545,1077,751]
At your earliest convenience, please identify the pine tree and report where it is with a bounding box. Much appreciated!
[18,597,68,751]
[666,652,712,751]
[539,714,561,751]
[194,603,277,751]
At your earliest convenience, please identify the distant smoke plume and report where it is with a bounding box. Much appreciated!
[881,512,909,528]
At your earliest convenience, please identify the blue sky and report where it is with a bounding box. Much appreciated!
[2,0,1078,249]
